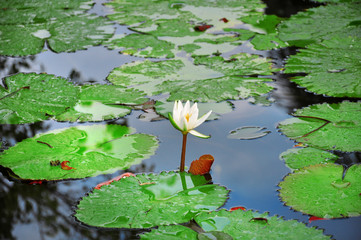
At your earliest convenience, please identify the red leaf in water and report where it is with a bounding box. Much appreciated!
[29,180,43,185]
[309,216,329,223]
[95,172,135,190]
[294,143,305,147]
[61,161,76,170]
[189,154,214,175]
[230,206,246,211]
[220,18,229,23]
[250,217,268,224]
[194,25,213,32]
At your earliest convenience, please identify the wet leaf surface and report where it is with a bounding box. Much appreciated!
[76,171,229,228]
[0,125,158,180]
[279,163,361,218]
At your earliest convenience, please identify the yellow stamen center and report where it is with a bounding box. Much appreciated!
[185,113,191,122]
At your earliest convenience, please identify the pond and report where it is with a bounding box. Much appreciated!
[1,0,360,239]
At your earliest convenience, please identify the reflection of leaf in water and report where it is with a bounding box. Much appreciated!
[140,209,331,239]
[228,126,271,140]
[278,101,361,152]
[279,164,361,218]
[76,171,229,229]
[280,147,339,170]
[0,73,79,124]
[0,125,158,180]
[54,85,147,122]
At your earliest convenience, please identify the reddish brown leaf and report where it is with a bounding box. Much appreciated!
[230,206,246,211]
[189,154,214,175]
[294,143,305,147]
[308,216,329,223]
[61,161,76,170]
[95,172,135,190]
[220,18,229,23]
[249,217,268,224]
[194,25,213,32]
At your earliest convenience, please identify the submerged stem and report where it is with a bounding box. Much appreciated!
[180,133,188,172]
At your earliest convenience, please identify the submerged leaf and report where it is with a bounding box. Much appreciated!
[76,171,229,228]
[0,125,158,180]
[228,126,271,140]
[279,164,361,218]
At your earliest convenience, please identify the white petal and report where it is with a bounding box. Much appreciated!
[194,110,212,128]
[189,130,211,139]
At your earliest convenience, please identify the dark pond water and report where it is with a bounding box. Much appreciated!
[1,0,360,239]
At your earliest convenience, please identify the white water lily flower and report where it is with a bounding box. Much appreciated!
[168,100,212,138]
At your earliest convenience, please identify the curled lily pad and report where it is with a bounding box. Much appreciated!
[228,126,271,140]
[76,171,229,228]
[278,101,361,152]
[0,73,79,124]
[55,85,147,122]
[140,209,330,239]
[279,164,361,218]
[284,33,361,98]
[280,148,339,170]
[0,125,158,180]
[155,99,233,121]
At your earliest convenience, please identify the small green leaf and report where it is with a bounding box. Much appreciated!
[279,164,361,218]
[227,126,271,140]
[280,148,339,170]
[0,73,79,124]
[278,101,361,152]
[76,171,229,228]
[0,125,158,180]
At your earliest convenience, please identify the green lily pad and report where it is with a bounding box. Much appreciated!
[0,73,79,124]
[55,85,147,122]
[140,209,330,239]
[228,126,271,140]
[76,171,229,228]
[155,99,233,121]
[278,101,361,152]
[279,163,361,218]
[277,2,361,46]
[0,125,158,180]
[284,34,361,98]
[107,54,274,102]
[280,148,339,170]
[105,34,175,58]
[0,1,114,56]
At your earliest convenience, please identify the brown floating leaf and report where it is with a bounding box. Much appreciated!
[194,25,213,32]
[220,18,229,23]
[61,161,76,170]
[189,154,214,175]
[230,206,246,211]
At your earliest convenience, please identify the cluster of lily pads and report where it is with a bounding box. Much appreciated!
[0,0,360,239]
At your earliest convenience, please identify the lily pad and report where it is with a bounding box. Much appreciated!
[107,54,274,102]
[0,1,114,56]
[278,101,361,152]
[155,100,233,121]
[284,34,361,98]
[140,209,330,239]
[279,163,361,218]
[75,171,229,228]
[105,34,175,58]
[277,2,361,46]
[0,73,79,124]
[55,85,147,122]
[0,125,158,180]
[280,148,339,170]
[228,126,271,140]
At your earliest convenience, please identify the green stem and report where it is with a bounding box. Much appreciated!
[180,133,188,172]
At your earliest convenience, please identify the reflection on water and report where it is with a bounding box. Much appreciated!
[1,0,361,239]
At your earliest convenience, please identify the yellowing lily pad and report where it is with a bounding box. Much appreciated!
[0,125,158,180]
